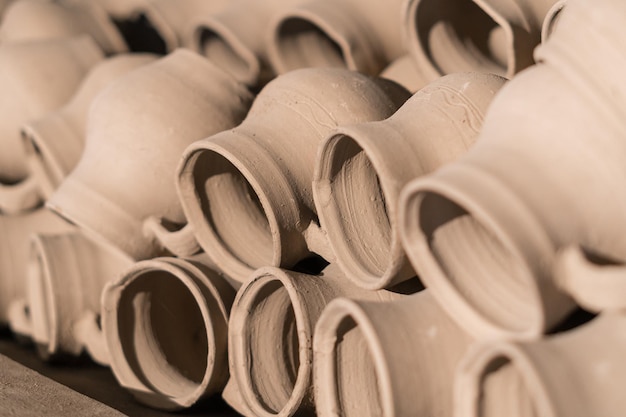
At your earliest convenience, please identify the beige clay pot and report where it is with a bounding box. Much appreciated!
[0,36,103,214]
[267,0,405,76]
[313,72,505,291]
[379,54,431,93]
[22,53,158,201]
[314,290,472,417]
[0,0,127,53]
[102,255,236,410]
[9,230,132,364]
[177,68,409,282]
[398,0,626,337]
[47,49,254,261]
[404,0,563,80]
[225,265,406,417]
[0,208,72,325]
[189,0,302,86]
[456,313,626,417]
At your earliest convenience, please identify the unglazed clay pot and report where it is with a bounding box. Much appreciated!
[398,0,626,337]
[404,0,562,80]
[313,72,505,291]
[22,53,158,200]
[189,0,301,86]
[9,231,132,364]
[379,55,430,93]
[0,208,72,325]
[314,290,472,417]
[226,265,406,417]
[456,313,626,417]
[47,49,254,261]
[267,0,405,76]
[0,36,103,213]
[0,0,127,53]
[102,255,236,410]
[177,68,409,282]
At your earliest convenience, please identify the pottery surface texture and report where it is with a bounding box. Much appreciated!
[399,0,626,338]
[0,208,72,325]
[0,36,103,213]
[456,313,626,417]
[313,72,506,291]
[0,0,127,53]
[267,0,405,76]
[404,0,562,80]
[102,255,236,410]
[314,290,472,417]
[22,53,158,201]
[177,68,410,282]
[47,49,254,261]
[18,230,132,364]
[189,0,302,86]
[226,266,404,417]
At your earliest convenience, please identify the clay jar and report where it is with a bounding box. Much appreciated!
[456,313,626,417]
[189,0,302,86]
[177,68,409,282]
[0,36,104,214]
[0,208,73,325]
[102,255,236,410]
[404,0,563,80]
[399,0,626,337]
[226,266,404,417]
[313,72,506,290]
[10,231,132,364]
[314,290,472,417]
[47,49,254,261]
[267,0,405,76]
[0,0,127,53]
[22,53,158,200]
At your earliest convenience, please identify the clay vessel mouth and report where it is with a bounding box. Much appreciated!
[230,272,310,416]
[409,0,513,76]
[406,189,543,335]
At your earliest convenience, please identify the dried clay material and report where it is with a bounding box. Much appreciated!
[225,265,406,417]
[380,55,431,93]
[267,0,405,76]
[0,36,103,214]
[456,313,625,417]
[404,0,563,80]
[47,49,254,261]
[9,231,131,365]
[177,68,410,282]
[102,255,236,410]
[314,290,472,417]
[0,208,72,326]
[189,0,302,86]
[0,0,127,54]
[313,72,505,291]
[22,53,158,201]
[399,0,626,338]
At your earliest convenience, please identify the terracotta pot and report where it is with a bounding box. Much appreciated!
[404,0,562,80]
[313,72,505,290]
[226,265,405,417]
[398,0,625,337]
[9,230,132,364]
[47,49,254,261]
[0,208,72,325]
[0,36,104,213]
[0,0,127,53]
[267,0,405,76]
[314,290,472,417]
[22,53,158,201]
[177,68,409,282]
[102,255,236,410]
[456,313,626,417]
[189,0,301,86]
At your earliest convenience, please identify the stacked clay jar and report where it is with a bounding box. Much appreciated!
[2,0,626,416]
